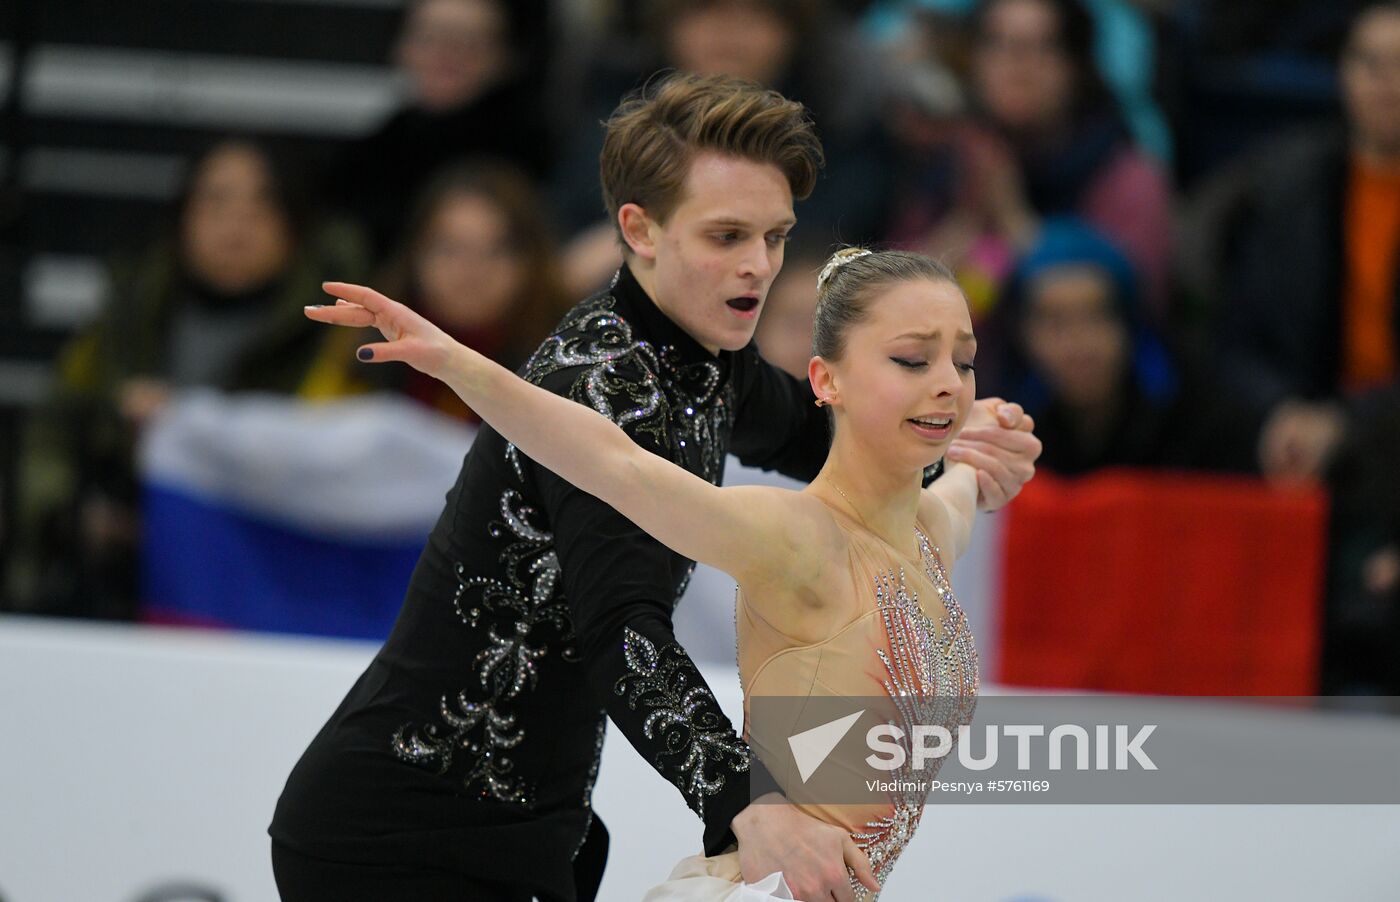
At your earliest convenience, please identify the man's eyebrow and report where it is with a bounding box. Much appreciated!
[704,216,797,228]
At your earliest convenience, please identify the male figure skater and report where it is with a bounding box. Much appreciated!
[270,73,1040,902]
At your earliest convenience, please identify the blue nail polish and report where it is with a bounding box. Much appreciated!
[357,347,374,361]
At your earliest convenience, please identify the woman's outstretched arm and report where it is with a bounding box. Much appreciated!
[920,400,1037,562]
[921,460,980,564]
[307,282,817,587]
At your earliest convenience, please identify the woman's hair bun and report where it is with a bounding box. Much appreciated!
[816,246,874,294]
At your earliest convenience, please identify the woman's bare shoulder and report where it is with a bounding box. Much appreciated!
[731,487,850,596]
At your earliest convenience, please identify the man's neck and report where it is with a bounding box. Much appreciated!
[628,254,658,304]
[625,256,721,356]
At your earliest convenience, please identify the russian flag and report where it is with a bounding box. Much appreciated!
[138,390,473,639]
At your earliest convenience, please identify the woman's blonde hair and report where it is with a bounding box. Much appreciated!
[812,247,961,360]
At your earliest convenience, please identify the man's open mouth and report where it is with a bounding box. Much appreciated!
[726,297,759,312]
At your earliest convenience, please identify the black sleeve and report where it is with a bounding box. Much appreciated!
[728,345,831,482]
[728,345,944,487]
[529,359,762,855]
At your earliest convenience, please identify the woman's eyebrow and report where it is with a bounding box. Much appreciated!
[891,329,977,343]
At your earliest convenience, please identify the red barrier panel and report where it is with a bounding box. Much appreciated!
[996,470,1328,694]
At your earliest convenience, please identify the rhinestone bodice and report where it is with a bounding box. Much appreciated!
[736,504,980,899]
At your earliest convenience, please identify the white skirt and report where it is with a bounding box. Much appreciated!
[641,850,794,901]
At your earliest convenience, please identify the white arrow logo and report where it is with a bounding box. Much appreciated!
[788,710,866,783]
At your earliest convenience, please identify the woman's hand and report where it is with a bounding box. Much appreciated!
[306,282,458,381]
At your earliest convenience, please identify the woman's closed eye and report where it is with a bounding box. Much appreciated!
[890,356,976,373]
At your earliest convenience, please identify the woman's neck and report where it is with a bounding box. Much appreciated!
[812,435,926,557]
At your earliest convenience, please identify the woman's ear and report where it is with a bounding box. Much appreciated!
[808,356,838,407]
[618,203,657,261]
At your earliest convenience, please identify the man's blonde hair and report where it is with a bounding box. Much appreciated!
[599,72,824,238]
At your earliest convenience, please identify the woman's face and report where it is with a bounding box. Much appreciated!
[181,144,293,295]
[822,278,977,473]
[1021,264,1128,409]
[396,0,508,112]
[972,0,1075,133]
[667,2,796,87]
[414,192,525,332]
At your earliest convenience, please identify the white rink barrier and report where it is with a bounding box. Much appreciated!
[2,616,1399,902]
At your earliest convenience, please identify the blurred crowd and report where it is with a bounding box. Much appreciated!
[5,0,1400,694]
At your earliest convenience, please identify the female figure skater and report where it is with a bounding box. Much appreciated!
[307,245,1003,898]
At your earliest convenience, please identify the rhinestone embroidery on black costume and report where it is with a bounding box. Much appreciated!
[615,627,751,818]
[392,277,737,810]
[518,290,734,486]
[391,491,566,805]
[390,689,531,804]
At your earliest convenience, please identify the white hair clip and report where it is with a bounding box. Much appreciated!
[817,248,874,292]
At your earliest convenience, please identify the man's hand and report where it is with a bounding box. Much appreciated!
[732,794,879,901]
[948,398,1041,512]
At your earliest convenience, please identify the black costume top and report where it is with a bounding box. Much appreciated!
[269,265,831,901]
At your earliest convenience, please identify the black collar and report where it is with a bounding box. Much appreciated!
[608,264,729,371]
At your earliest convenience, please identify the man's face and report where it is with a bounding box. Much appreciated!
[1343,9,1400,155]
[644,153,796,354]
